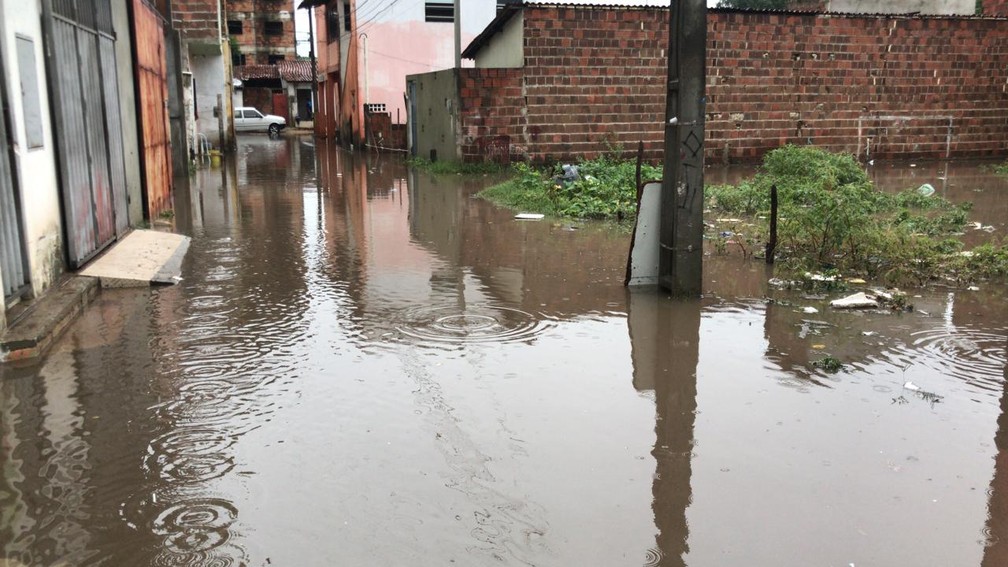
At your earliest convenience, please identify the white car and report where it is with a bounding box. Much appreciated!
[235,106,286,135]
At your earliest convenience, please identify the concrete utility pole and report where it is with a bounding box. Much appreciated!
[659,0,706,297]
[454,0,461,69]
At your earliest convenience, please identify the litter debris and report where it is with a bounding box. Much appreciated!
[812,344,826,349]
[830,292,879,309]
[910,163,917,168]
[847,278,867,285]
[515,213,545,220]
[970,222,996,232]
[968,285,980,291]
[903,380,921,392]
[716,218,743,224]
[555,164,580,184]
[802,306,819,314]
[917,183,935,197]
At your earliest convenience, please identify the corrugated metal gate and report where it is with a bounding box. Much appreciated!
[0,88,28,301]
[131,0,173,219]
[43,0,129,269]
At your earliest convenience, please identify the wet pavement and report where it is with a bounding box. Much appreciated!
[1,136,1006,566]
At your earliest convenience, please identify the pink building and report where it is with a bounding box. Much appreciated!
[302,0,501,148]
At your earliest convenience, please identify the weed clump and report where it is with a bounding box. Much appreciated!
[480,158,660,220]
[708,145,1007,287]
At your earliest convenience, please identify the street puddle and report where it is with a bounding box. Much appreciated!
[1,137,1006,566]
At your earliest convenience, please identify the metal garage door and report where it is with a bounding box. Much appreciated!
[43,0,129,269]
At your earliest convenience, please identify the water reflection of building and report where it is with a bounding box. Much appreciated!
[628,291,701,566]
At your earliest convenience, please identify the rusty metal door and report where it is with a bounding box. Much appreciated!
[43,0,129,268]
[272,92,289,122]
[131,0,173,219]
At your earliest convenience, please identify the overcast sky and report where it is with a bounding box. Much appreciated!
[293,0,722,57]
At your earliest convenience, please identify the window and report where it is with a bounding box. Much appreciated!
[15,36,43,149]
[497,1,507,15]
[264,21,283,36]
[343,1,351,32]
[268,54,285,64]
[243,109,262,119]
[227,20,242,35]
[425,1,454,22]
[232,52,246,66]
[326,4,339,41]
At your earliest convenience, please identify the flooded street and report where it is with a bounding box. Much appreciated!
[2,136,1007,566]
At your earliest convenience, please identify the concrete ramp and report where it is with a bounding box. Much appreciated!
[80,229,190,287]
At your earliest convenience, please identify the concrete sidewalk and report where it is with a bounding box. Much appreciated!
[1,229,190,363]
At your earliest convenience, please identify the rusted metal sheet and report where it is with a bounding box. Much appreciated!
[43,0,129,268]
[131,0,173,219]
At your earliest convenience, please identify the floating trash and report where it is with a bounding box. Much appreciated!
[831,292,879,309]
[917,183,935,197]
[515,213,545,220]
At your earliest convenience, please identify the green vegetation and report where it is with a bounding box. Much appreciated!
[480,158,660,220]
[708,145,1007,286]
[478,146,1005,287]
[991,161,1008,176]
[407,157,506,176]
[812,356,844,373]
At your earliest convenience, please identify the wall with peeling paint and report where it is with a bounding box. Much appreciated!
[0,1,65,299]
[406,69,460,161]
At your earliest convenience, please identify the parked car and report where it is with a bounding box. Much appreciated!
[235,106,286,135]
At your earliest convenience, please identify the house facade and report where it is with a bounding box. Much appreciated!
[172,0,236,153]
[304,0,501,148]
[227,0,297,65]
[233,59,315,122]
[409,2,1008,164]
[0,0,176,332]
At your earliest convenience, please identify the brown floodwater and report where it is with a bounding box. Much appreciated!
[1,137,1006,566]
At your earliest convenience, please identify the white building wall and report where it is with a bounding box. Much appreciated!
[827,0,975,14]
[192,53,227,148]
[0,1,65,298]
[474,13,524,69]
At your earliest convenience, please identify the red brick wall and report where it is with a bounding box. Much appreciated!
[460,7,1008,164]
[172,0,222,41]
[984,0,1008,14]
[459,68,525,162]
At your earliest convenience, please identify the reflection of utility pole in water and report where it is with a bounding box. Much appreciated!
[981,343,1008,566]
[659,0,706,296]
[628,290,700,565]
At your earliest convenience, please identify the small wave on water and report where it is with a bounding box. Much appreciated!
[394,304,554,346]
[643,546,664,567]
[144,428,236,483]
[875,326,1006,394]
[122,495,239,557]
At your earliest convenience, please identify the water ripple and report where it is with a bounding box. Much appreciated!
[395,304,553,346]
[144,428,236,483]
[879,326,1006,393]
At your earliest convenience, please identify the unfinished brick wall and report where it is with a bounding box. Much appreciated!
[461,7,1008,163]
[172,0,222,41]
[459,68,525,162]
